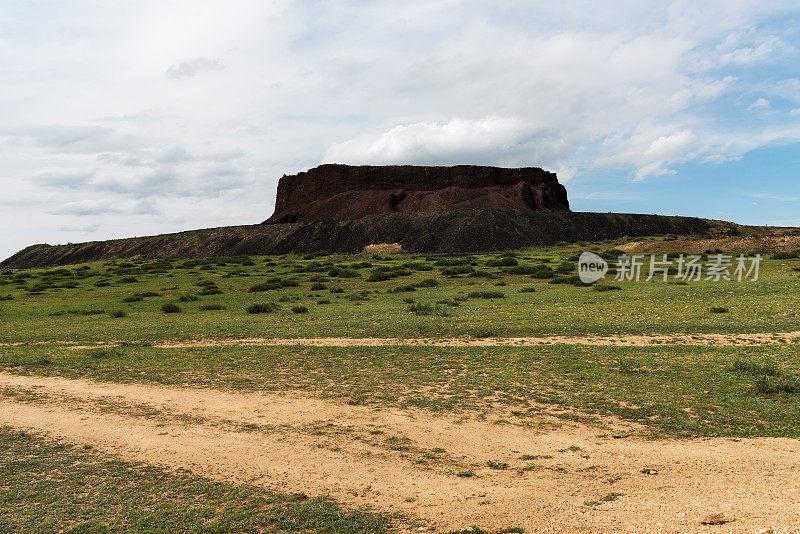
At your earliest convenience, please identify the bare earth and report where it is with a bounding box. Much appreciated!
[5,331,799,350]
[1,372,797,533]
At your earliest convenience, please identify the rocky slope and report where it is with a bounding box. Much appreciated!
[2,210,711,268]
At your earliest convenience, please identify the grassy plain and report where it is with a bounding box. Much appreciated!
[1,236,799,532]
[0,238,798,343]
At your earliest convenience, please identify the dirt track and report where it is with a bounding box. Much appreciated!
[4,331,798,350]
[152,331,800,348]
[1,372,797,533]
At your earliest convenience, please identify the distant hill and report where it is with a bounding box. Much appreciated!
[2,209,711,269]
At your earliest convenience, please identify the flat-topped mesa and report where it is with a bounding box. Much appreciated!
[265,164,570,224]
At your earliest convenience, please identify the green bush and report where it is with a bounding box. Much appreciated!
[247,303,279,314]
[549,275,590,286]
[310,282,327,291]
[408,303,432,315]
[249,282,281,293]
[485,257,518,267]
[121,296,143,303]
[440,266,474,276]
[709,306,729,313]
[327,267,361,278]
[291,305,309,314]
[555,261,575,273]
[593,284,622,292]
[755,375,800,395]
[529,265,555,279]
[771,251,800,260]
[161,303,181,314]
[198,286,223,295]
[108,310,126,318]
[179,295,199,302]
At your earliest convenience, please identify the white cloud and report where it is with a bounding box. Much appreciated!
[324,117,560,167]
[166,58,225,80]
[748,98,771,110]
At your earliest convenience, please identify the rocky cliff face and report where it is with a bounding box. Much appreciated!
[265,164,569,223]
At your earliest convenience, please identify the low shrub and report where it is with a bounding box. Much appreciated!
[327,267,361,278]
[440,266,474,276]
[754,375,800,395]
[108,310,126,318]
[505,265,541,275]
[161,303,181,313]
[310,282,327,291]
[329,287,344,294]
[249,282,281,293]
[519,286,536,293]
[199,304,226,311]
[485,257,518,267]
[555,261,576,273]
[549,275,591,287]
[247,303,279,314]
[771,251,800,260]
[198,286,223,295]
[731,358,780,376]
[179,295,199,302]
[121,296,143,303]
[709,306,729,313]
[593,284,622,292]
[118,276,138,283]
[291,305,309,314]
[529,265,555,279]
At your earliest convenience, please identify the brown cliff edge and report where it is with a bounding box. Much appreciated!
[265,164,569,223]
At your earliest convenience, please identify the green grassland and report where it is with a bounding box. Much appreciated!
[3,343,799,438]
[2,239,800,532]
[1,240,799,437]
[0,241,798,343]
[0,427,391,533]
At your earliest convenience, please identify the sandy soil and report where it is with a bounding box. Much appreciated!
[4,331,800,350]
[1,372,797,533]
[153,331,800,348]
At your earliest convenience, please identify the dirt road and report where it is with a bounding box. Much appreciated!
[0,372,797,533]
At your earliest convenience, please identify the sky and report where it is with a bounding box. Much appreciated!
[2,0,800,260]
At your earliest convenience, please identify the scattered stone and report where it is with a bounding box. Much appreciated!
[700,513,729,525]
[755,529,773,534]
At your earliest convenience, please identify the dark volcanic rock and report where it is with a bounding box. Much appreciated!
[2,210,712,269]
[265,164,569,223]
